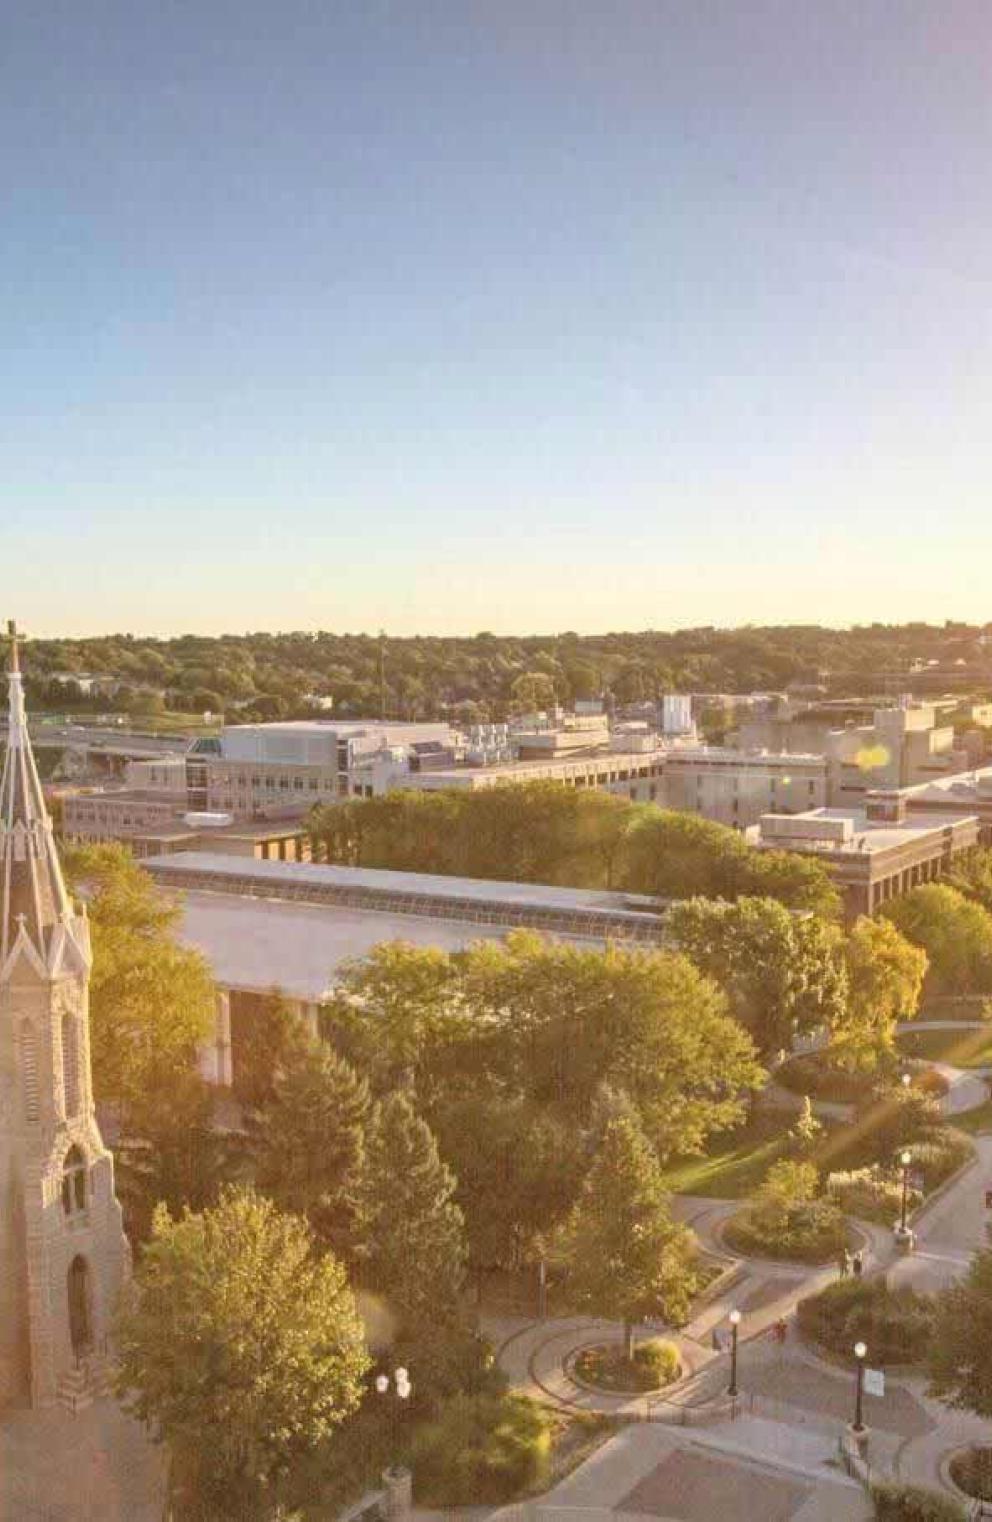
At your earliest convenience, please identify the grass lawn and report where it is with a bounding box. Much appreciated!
[662,1110,797,1198]
[951,1101,992,1135]
[896,1027,992,1068]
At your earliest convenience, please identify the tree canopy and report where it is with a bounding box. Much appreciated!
[564,1113,696,1356]
[668,896,848,1056]
[929,1245,992,1419]
[115,1187,369,1518]
[62,844,215,1118]
[882,885,992,995]
[18,622,992,722]
[308,787,839,910]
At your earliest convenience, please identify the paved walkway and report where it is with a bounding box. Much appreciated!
[488,1055,992,1514]
[0,1397,166,1522]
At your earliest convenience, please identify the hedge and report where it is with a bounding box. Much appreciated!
[871,1480,966,1520]
[411,1393,551,1505]
[797,1278,933,1367]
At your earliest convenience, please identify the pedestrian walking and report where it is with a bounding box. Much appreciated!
[852,1250,864,1279]
[838,1249,851,1279]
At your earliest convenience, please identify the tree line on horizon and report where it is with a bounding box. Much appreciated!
[14,621,992,724]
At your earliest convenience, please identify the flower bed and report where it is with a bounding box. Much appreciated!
[826,1165,922,1226]
[572,1339,681,1393]
[723,1198,848,1263]
[949,1445,992,1504]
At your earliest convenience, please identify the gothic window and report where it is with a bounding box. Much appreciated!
[19,1024,39,1123]
[62,1013,81,1118]
[61,1145,87,1216]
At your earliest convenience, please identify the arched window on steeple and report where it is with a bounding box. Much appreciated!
[62,1013,80,1118]
[61,1145,87,1217]
[19,1023,39,1123]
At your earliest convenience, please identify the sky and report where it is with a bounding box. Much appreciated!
[3,1,991,638]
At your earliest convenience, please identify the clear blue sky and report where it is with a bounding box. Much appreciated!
[4,2,991,637]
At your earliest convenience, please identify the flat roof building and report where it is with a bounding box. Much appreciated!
[750,805,979,917]
[141,852,669,1087]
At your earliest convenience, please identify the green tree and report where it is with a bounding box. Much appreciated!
[618,809,839,914]
[232,991,310,1112]
[115,1070,234,1245]
[323,942,462,1097]
[63,845,215,1118]
[929,1243,992,1487]
[361,1092,467,1327]
[430,1096,584,1276]
[455,932,765,1158]
[792,1095,822,1152]
[946,847,992,915]
[669,896,846,1056]
[835,916,929,1069]
[565,1114,696,1359]
[251,1039,371,1260]
[509,672,556,714]
[115,1187,369,1519]
[882,885,992,995]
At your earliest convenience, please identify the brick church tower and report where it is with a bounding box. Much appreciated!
[0,624,129,1408]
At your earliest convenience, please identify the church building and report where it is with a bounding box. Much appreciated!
[0,624,129,1408]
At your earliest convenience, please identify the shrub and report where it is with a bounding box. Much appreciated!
[871,1479,966,1520]
[725,1159,847,1263]
[573,1339,680,1393]
[826,1166,922,1226]
[777,1055,880,1103]
[797,1278,934,1366]
[949,1445,992,1503]
[909,1131,973,1191]
[411,1393,551,1506]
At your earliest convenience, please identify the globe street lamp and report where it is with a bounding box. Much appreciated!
[728,1310,741,1398]
[376,1366,412,1459]
[899,1149,912,1234]
[853,1342,867,1433]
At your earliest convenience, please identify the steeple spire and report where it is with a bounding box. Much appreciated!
[0,621,76,976]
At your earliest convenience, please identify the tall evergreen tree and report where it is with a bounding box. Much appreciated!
[252,1039,371,1260]
[565,1113,696,1360]
[361,1091,467,1327]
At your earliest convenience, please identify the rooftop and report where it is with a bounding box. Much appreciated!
[755,806,978,856]
[142,850,666,921]
[168,890,557,1001]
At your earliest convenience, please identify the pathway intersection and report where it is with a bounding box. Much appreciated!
[483,1052,992,1519]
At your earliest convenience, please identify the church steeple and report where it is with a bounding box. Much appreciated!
[0,621,83,980]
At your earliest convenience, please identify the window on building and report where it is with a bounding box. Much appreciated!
[62,1013,81,1117]
[61,1145,88,1216]
[20,1024,39,1123]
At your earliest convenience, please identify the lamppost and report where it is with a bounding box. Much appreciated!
[728,1309,741,1398]
[375,1366,412,1463]
[853,1341,867,1433]
[899,1149,912,1233]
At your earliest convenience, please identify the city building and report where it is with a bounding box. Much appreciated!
[736,698,970,806]
[404,745,667,803]
[863,766,992,846]
[195,720,460,814]
[141,851,669,1087]
[750,803,979,917]
[0,630,128,1410]
[662,748,827,828]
